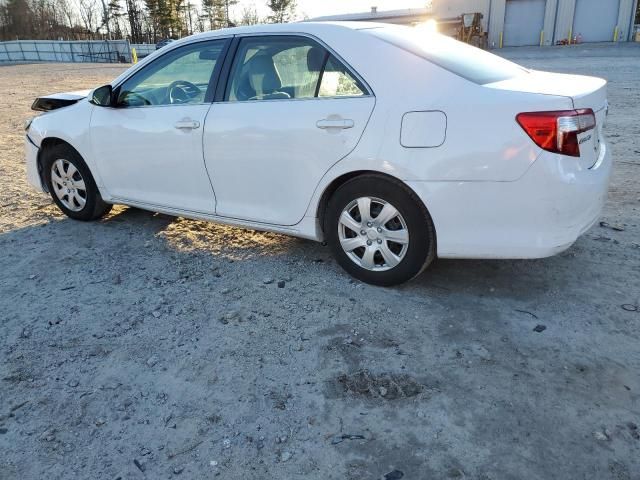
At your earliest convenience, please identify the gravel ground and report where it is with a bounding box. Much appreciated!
[1,45,639,480]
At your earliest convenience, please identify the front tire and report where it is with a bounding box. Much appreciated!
[42,144,112,221]
[325,175,436,286]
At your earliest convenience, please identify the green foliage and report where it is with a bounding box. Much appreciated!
[201,0,236,30]
[266,0,295,24]
[144,0,186,38]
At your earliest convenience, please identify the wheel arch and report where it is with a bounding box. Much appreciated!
[316,170,437,244]
[37,137,89,193]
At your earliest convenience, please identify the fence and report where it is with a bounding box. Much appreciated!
[130,43,156,59]
[0,40,140,64]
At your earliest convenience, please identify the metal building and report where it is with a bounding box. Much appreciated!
[312,0,639,48]
[486,0,638,47]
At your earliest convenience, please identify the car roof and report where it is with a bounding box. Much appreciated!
[185,21,386,41]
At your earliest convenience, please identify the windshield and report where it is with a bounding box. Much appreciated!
[368,25,529,85]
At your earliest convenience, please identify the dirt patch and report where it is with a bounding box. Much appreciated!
[337,370,423,400]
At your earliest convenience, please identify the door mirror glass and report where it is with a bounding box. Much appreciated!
[91,85,113,107]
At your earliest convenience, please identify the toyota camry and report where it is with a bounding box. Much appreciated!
[24,22,611,286]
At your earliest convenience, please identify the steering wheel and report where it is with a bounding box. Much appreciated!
[120,91,151,107]
[168,80,201,104]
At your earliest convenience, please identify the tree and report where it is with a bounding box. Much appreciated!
[222,0,236,26]
[238,5,259,26]
[144,0,186,40]
[124,0,143,41]
[180,1,197,35]
[58,0,78,31]
[168,0,186,37]
[143,0,160,39]
[106,0,125,38]
[0,0,34,39]
[77,0,99,34]
[201,0,219,30]
[201,0,234,30]
[266,0,295,24]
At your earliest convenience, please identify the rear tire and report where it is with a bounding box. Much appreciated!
[42,144,112,221]
[325,174,436,286]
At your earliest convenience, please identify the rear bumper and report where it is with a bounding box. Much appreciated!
[407,142,612,259]
[25,135,44,192]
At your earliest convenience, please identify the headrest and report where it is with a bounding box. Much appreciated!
[248,55,282,93]
[307,47,326,72]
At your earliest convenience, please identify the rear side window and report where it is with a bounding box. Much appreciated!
[318,55,365,97]
[271,43,321,99]
[226,36,368,102]
[369,25,528,85]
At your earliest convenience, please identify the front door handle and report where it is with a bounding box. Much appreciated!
[174,119,200,130]
[316,118,354,130]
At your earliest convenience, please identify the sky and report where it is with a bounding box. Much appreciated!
[229,1,430,21]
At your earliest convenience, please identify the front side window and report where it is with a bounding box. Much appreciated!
[227,36,367,102]
[117,40,225,107]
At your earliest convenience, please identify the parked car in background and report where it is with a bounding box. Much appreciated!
[24,22,611,285]
[155,38,175,50]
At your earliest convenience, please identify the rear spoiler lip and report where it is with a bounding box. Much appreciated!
[31,89,91,112]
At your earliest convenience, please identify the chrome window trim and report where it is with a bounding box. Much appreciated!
[213,95,372,105]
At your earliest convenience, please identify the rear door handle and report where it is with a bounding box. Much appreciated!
[174,119,200,130]
[316,118,354,130]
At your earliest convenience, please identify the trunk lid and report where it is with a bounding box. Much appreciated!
[486,71,607,168]
[31,89,91,112]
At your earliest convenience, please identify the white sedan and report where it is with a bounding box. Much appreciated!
[24,22,611,286]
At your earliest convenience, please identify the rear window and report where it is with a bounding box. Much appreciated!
[369,25,528,85]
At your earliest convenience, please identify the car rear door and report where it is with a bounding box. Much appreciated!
[90,38,229,214]
[202,35,375,226]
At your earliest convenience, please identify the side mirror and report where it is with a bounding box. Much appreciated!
[91,85,113,107]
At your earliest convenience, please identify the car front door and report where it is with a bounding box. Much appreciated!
[203,35,375,226]
[90,39,229,214]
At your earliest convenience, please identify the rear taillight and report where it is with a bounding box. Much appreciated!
[516,109,596,157]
